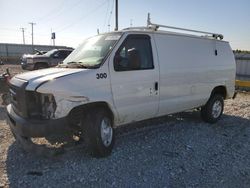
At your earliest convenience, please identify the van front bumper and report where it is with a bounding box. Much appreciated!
[6,104,70,138]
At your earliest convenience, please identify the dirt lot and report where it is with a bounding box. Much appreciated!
[0,64,26,76]
[0,64,250,187]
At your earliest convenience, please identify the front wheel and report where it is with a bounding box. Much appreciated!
[201,94,224,124]
[84,109,114,157]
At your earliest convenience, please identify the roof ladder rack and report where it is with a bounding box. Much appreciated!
[147,13,224,40]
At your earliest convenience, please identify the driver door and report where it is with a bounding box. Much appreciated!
[109,34,159,125]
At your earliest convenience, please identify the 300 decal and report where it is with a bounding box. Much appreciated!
[96,73,107,79]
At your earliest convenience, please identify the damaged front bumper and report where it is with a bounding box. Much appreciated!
[6,104,70,138]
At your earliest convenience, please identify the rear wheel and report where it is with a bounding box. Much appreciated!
[84,108,114,157]
[201,94,224,123]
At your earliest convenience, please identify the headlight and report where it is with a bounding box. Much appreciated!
[41,94,57,119]
[26,92,57,119]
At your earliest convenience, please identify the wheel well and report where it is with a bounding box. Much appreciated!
[68,102,114,126]
[211,86,227,99]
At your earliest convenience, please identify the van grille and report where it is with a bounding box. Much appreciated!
[9,78,28,117]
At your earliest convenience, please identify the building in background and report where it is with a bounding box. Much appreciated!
[234,52,250,81]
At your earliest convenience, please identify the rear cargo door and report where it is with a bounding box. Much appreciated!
[109,34,159,124]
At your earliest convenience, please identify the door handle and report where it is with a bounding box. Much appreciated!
[154,82,158,91]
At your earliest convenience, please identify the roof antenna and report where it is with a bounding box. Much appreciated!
[147,13,151,26]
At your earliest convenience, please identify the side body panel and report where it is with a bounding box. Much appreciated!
[154,33,235,116]
[214,41,236,98]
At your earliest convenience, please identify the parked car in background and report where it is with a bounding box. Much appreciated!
[20,49,47,67]
[21,48,73,70]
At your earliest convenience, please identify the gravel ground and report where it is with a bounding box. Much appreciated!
[0,65,250,188]
[0,64,26,76]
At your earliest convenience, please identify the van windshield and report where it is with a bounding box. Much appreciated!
[62,33,121,68]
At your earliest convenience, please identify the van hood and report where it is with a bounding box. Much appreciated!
[13,68,84,91]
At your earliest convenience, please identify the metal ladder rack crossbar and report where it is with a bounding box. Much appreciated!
[147,13,224,40]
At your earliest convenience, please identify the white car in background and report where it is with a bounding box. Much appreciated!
[7,21,235,157]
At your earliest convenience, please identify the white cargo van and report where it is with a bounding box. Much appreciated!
[7,20,236,157]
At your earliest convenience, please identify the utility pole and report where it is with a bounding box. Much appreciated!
[20,27,25,44]
[114,0,118,31]
[29,22,36,51]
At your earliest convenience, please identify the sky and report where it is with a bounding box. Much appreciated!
[0,0,249,50]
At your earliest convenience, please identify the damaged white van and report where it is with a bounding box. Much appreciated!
[6,20,236,157]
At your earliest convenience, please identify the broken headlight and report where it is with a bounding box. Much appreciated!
[27,92,57,120]
[41,94,57,119]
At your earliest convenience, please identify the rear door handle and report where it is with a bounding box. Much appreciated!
[154,82,158,91]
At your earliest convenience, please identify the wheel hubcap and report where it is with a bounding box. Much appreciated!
[100,118,113,147]
[212,100,222,118]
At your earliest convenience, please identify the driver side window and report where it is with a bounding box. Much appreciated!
[114,35,154,71]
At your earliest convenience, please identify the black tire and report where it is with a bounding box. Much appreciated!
[201,94,224,123]
[84,108,114,157]
[34,63,48,70]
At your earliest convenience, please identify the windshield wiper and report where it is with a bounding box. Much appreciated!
[57,62,92,69]
[68,62,89,68]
